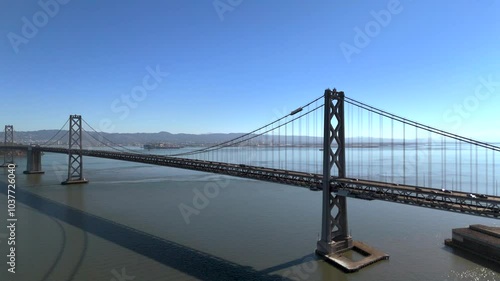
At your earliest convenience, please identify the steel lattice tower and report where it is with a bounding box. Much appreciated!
[1,125,14,167]
[61,115,88,184]
[316,89,388,272]
[317,89,351,253]
[1,125,15,167]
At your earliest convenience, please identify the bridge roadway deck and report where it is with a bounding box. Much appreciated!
[3,145,500,218]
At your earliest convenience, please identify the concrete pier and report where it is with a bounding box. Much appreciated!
[61,179,89,185]
[316,241,389,272]
[445,224,500,265]
[23,147,44,174]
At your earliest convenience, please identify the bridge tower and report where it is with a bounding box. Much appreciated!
[1,125,15,167]
[61,115,88,185]
[316,89,351,253]
[316,89,388,272]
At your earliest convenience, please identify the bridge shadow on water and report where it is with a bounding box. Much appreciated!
[1,186,298,281]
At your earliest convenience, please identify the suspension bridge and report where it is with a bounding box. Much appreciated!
[1,89,499,272]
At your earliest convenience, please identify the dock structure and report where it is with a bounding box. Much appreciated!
[445,224,500,264]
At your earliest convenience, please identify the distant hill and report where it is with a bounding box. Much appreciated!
[0,130,323,147]
[1,130,497,147]
[0,130,254,146]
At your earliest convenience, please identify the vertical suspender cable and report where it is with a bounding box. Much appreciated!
[428,131,432,187]
[442,136,445,188]
[314,101,317,173]
[358,105,361,178]
[459,141,462,191]
[444,136,447,187]
[486,149,488,195]
[493,151,496,196]
[272,119,275,168]
[455,139,458,191]
[380,114,383,181]
[284,116,287,169]
[306,104,309,173]
[299,113,302,172]
[403,123,406,184]
[291,118,294,171]
[415,126,418,186]
[470,143,473,194]
[475,145,478,193]
[391,118,394,183]
[368,111,372,179]
[278,120,281,169]
[350,103,354,177]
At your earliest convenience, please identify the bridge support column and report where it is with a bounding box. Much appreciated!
[23,146,44,174]
[316,89,352,254]
[1,125,15,167]
[61,115,88,185]
[315,89,388,272]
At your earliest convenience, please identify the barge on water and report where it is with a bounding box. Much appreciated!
[445,224,500,265]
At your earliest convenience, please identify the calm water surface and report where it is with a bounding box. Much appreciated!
[0,148,498,280]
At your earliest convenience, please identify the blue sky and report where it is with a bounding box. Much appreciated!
[1,0,499,140]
